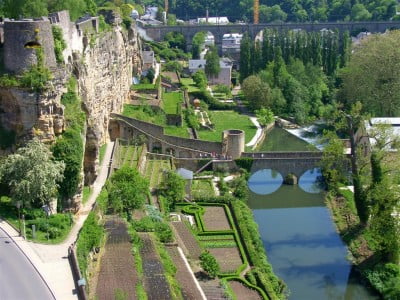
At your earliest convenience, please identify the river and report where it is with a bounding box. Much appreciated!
[247,127,377,299]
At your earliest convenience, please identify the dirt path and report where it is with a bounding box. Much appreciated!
[166,246,205,300]
[95,216,138,300]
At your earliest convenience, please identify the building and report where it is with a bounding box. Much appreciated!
[197,17,229,25]
[222,33,242,53]
[141,50,160,83]
[188,58,233,86]
[364,118,400,151]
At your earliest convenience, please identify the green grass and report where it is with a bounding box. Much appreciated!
[131,83,156,90]
[192,179,215,199]
[180,78,200,92]
[145,160,172,188]
[163,92,183,114]
[165,125,189,138]
[99,143,107,164]
[197,111,256,143]
[122,104,166,125]
[82,186,92,204]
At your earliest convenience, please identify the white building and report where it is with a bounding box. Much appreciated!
[205,32,215,46]
[188,58,233,86]
[197,17,229,25]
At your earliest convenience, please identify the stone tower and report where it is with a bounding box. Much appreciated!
[222,129,245,159]
[4,18,57,73]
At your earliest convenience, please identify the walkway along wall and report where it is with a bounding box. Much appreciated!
[109,114,223,158]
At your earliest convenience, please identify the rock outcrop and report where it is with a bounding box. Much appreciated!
[0,24,142,185]
[75,26,141,184]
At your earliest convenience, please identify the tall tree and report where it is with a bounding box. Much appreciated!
[205,46,220,80]
[0,138,65,208]
[338,31,400,116]
[239,33,252,82]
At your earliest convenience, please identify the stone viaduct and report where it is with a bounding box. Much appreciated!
[242,151,323,178]
[140,21,400,50]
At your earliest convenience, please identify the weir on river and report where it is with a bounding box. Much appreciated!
[247,127,377,299]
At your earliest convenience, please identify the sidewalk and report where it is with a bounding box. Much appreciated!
[0,141,114,300]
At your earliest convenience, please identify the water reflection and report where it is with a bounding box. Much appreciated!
[248,169,283,195]
[248,168,378,300]
[299,168,324,193]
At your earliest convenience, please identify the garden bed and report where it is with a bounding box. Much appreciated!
[229,280,263,300]
[202,206,231,231]
[208,247,243,273]
[94,216,138,299]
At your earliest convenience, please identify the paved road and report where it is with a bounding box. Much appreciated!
[0,227,54,300]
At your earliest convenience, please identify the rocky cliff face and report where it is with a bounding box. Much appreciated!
[75,26,141,184]
[0,25,142,184]
[0,71,67,143]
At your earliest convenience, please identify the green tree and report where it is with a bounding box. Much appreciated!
[0,138,65,208]
[159,170,186,211]
[109,166,149,216]
[242,75,272,110]
[239,33,252,82]
[338,31,400,116]
[255,107,274,126]
[192,70,208,89]
[205,46,220,80]
[192,31,206,59]
[199,250,220,278]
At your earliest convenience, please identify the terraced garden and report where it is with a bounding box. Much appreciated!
[192,179,215,199]
[176,203,267,299]
[114,142,143,169]
[145,159,173,188]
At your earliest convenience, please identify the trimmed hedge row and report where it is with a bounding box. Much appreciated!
[222,277,268,300]
[230,200,285,299]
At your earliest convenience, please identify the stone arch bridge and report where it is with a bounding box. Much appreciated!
[140,21,400,51]
[243,151,323,178]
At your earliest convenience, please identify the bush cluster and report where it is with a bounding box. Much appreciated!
[190,90,234,110]
[76,212,104,278]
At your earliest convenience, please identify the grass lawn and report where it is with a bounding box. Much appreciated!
[192,179,215,199]
[131,83,156,90]
[0,196,73,244]
[197,110,256,144]
[122,104,166,125]
[164,126,189,138]
[180,78,200,92]
[163,92,183,114]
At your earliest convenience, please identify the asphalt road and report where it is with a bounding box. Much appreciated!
[0,228,54,300]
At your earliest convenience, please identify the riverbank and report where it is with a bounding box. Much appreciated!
[325,189,397,298]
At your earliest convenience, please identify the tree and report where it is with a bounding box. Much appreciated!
[239,33,252,82]
[338,31,400,116]
[192,31,206,59]
[192,70,208,89]
[109,166,149,216]
[159,170,186,211]
[205,46,220,80]
[242,75,272,110]
[199,251,220,278]
[0,138,65,208]
[255,107,274,126]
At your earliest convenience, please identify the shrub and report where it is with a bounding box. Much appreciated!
[200,250,220,278]
[155,222,173,243]
[132,216,157,232]
[20,65,52,92]
[76,212,104,278]
[190,90,234,110]
[52,26,67,64]
[364,263,400,298]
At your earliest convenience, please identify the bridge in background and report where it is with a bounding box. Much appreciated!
[242,151,323,178]
[139,21,400,50]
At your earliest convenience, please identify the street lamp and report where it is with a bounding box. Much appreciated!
[42,204,51,241]
[15,201,21,236]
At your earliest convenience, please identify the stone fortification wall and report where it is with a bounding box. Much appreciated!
[4,19,57,73]
[113,114,222,154]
